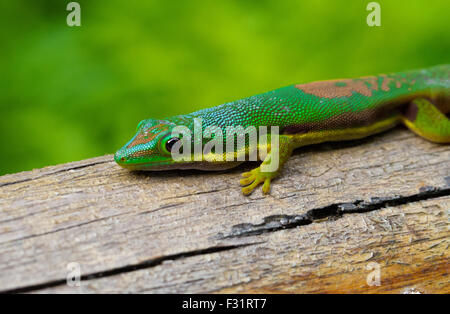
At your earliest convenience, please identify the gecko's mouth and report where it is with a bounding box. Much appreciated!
[114,148,241,171]
[114,149,168,169]
[115,156,178,170]
[114,147,192,170]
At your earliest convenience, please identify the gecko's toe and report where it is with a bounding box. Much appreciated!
[241,171,253,178]
[240,176,254,186]
[262,178,271,194]
[242,180,261,195]
[240,168,273,195]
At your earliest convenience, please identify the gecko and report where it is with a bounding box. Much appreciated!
[114,64,450,195]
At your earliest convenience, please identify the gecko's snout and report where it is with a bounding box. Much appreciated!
[114,148,129,166]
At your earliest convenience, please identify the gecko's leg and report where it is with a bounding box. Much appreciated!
[401,98,450,143]
[240,135,295,195]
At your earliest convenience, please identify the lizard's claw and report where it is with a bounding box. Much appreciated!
[240,168,273,195]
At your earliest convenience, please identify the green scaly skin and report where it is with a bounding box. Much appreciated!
[115,64,450,195]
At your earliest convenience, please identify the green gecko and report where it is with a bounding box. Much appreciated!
[115,64,450,195]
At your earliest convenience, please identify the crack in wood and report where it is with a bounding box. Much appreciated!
[0,160,111,188]
[1,212,132,245]
[0,242,261,294]
[217,184,450,239]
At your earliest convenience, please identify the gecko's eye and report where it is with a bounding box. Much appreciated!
[165,137,180,153]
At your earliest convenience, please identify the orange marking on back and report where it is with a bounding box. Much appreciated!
[381,77,395,91]
[360,76,379,91]
[295,77,377,98]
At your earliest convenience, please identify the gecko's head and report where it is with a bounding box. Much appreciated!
[114,119,190,170]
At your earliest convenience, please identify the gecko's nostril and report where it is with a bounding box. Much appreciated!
[114,149,128,164]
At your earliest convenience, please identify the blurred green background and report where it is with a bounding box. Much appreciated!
[0,0,448,175]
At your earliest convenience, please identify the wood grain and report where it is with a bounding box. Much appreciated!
[0,127,448,293]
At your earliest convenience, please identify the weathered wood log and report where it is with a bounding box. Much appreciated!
[0,127,448,293]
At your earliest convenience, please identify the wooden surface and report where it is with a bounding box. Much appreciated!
[0,127,448,294]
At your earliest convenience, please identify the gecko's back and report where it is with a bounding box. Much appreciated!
[182,64,449,133]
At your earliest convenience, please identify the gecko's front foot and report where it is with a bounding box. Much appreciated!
[239,134,295,195]
[239,167,278,195]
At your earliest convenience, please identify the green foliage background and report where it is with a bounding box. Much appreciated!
[0,0,449,175]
